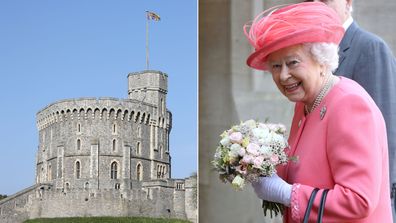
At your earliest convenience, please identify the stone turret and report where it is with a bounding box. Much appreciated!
[128,70,168,116]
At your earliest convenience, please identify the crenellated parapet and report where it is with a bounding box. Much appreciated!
[36,97,171,131]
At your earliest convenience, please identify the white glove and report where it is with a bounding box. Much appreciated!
[251,174,292,207]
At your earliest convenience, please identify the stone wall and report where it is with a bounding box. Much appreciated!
[0,184,46,223]
[0,179,197,223]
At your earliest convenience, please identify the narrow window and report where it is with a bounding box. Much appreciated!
[42,131,46,144]
[176,182,184,190]
[162,166,166,178]
[48,164,52,181]
[112,123,117,134]
[77,139,81,150]
[137,164,142,181]
[161,98,165,114]
[137,142,141,155]
[115,183,120,190]
[75,161,81,179]
[111,162,118,179]
[41,167,44,182]
[77,123,81,133]
[112,139,116,151]
[137,126,141,137]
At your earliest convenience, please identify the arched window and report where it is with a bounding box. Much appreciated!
[65,182,70,190]
[84,182,89,190]
[75,161,81,179]
[111,162,118,179]
[77,139,81,150]
[115,183,120,190]
[112,139,116,151]
[137,164,142,181]
[162,166,166,178]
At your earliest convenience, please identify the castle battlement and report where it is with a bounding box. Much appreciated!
[36,97,171,131]
[0,71,196,223]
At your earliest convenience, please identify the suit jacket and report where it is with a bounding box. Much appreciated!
[336,21,396,185]
[278,77,392,222]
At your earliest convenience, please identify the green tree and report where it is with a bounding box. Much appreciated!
[0,194,7,201]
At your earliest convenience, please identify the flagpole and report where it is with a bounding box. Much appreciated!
[146,12,149,70]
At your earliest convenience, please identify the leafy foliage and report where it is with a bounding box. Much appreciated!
[0,194,7,201]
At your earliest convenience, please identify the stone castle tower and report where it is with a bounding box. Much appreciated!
[36,70,171,189]
[0,71,197,223]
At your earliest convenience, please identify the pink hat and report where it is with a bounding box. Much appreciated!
[244,2,344,71]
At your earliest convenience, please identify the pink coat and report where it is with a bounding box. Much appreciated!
[278,77,392,222]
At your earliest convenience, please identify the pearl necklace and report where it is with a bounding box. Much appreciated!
[305,74,336,114]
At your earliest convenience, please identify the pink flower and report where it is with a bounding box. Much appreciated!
[246,143,260,155]
[235,165,247,174]
[241,155,254,164]
[229,132,243,143]
[253,156,264,168]
[270,155,279,164]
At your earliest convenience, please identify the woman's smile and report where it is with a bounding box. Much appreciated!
[283,82,302,93]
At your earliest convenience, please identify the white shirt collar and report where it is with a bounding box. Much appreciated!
[343,16,353,31]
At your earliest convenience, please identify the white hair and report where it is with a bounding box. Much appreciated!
[303,42,339,72]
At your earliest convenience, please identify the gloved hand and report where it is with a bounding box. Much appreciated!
[251,174,292,207]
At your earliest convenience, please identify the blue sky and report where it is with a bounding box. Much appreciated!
[0,0,197,195]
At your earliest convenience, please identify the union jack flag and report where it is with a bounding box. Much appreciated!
[146,11,160,21]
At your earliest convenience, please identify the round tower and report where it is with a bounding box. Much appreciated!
[35,71,172,191]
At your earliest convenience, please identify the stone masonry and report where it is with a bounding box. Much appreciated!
[0,70,197,223]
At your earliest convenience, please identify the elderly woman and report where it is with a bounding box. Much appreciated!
[245,2,392,222]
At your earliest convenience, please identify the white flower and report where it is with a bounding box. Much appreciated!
[259,145,272,156]
[252,127,270,139]
[238,147,246,157]
[220,136,231,146]
[232,175,245,190]
[214,147,222,160]
[229,143,242,158]
[271,133,286,147]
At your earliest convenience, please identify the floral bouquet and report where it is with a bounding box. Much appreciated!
[212,119,295,217]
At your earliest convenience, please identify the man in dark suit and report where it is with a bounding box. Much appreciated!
[305,0,396,219]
